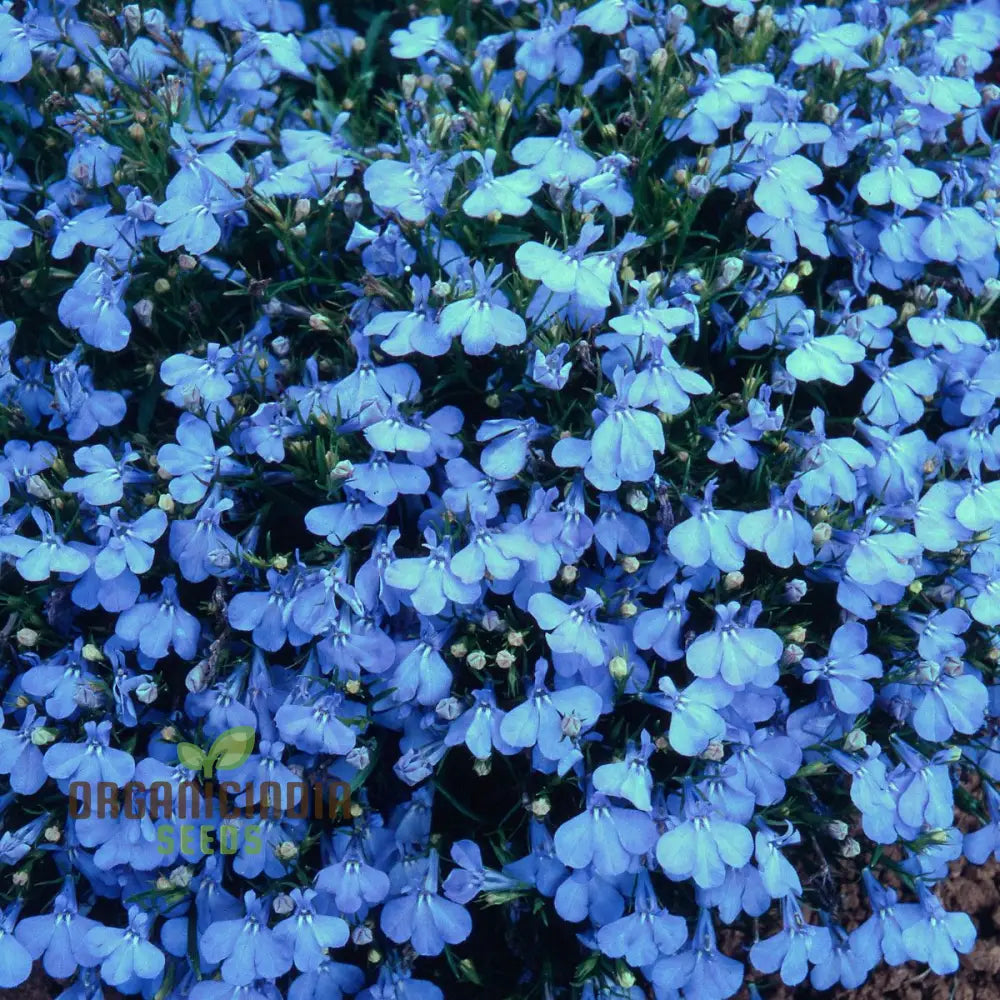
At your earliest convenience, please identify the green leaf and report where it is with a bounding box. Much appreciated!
[176,742,206,772]
[205,726,256,776]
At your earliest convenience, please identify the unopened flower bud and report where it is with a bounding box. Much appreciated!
[811,522,832,545]
[467,650,487,671]
[353,925,374,946]
[626,489,648,512]
[617,969,636,990]
[530,797,550,818]
[177,253,197,271]
[650,48,668,74]
[170,865,193,888]
[436,697,462,721]
[11,872,28,888]
[825,820,849,841]
[782,643,804,666]
[777,273,799,294]
[135,679,159,704]
[786,625,807,645]
[272,892,295,914]
[609,656,629,680]
[350,36,366,55]
[843,728,867,752]
[154,277,170,294]
[687,175,711,199]
[495,649,516,670]
[158,494,175,513]
[700,740,725,762]
[133,298,154,328]
[275,842,299,862]
[450,641,468,660]
[473,758,492,776]
[560,564,578,584]
[16,627,38,648]
[506,631,524,648]
[330,459,354,479]
[840,837,861,858]
[485,393,500,409]
[716,257,743,290]
[345,679,361,695]
[293,198,311,223]
[784,579,807,603]
[723,571,744,591]
[621,556,640,574]
[481,610,503,632]
[620,601,638,618]
[733,12,751,36]
[31,727,58,747]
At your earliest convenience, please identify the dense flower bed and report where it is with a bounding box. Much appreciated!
[2,0,1000,997]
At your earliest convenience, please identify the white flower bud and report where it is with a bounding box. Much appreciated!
[16,627,38,648]
[272,892,295,914]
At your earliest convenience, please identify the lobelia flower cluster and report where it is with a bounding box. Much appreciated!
[2,0,1000,997]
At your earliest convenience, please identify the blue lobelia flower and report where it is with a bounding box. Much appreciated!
[199,891,293,986]
[383,527,480,616]
[749,894,833,986]
[63,442,145,506]
[553,788,657,877]
[963,781,1000,864]
[645,675,729,758]
[649,907,744,1000]
[169,491,240,583]
[686,600,783,688]
[275,691,357,755]
[462,149,541,219]
[0,507,90,582]
[438,263,527,356]
[500,659,603,760]
[595,867,687,966]
[272,888,349,973]
[83,905,165,988]
[890,737,958,832]
[442,839,525,904]
[908,660,988,742]
[900,883,976,975]
[57,254,132,353]
[0,902,32,988]
[754,819,802,899]
[315,842,391,915]
[667,480,746,572]
[115,575,200,660]
[801,621,882,714]
[94,506,167,581]
[0,703,47,794]
[14,877,100,980]
[829,744,899,845]
[592,730,655,811]
[43,719,135,792]
[514,9,582,86]
[528,588,609,667]
[380,850,472,957]
[737,483,813,568]
[444,686,516,760]
[656,782,753,890]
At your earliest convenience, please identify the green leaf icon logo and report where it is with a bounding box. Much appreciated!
[177,742,206,772]
[204,726,256,777]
